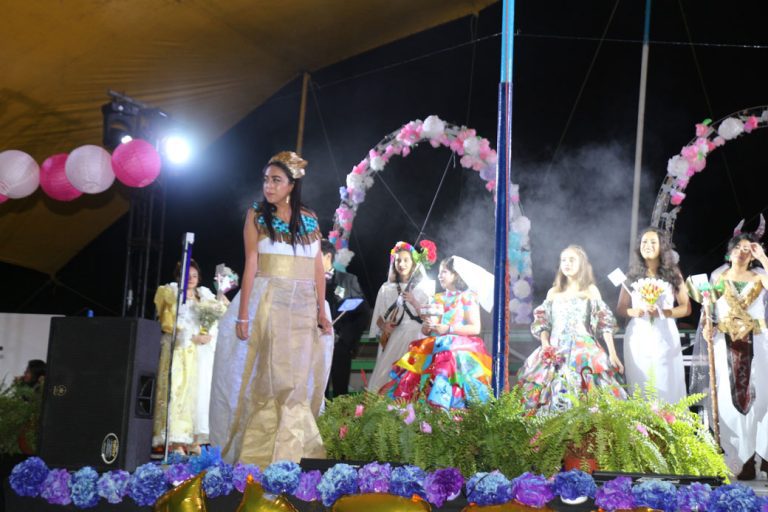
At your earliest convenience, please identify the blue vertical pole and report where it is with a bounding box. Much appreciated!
[492,0,514,397]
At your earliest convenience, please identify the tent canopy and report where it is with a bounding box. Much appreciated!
[0,0,494,275]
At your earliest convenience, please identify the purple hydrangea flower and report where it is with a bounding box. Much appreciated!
[424,467,463,507]
[632,480,678,512]
[96,470,130,504]
[466,470,513,506]
[69,466,100,509]
[357,462,391,493]
[40,468,72,506]
[594,476,636,511]
[294,470,322,502]
[9,457,50,497]
[232,463,262,493]
[165,463,194,485]
[202,463,234,498]
[262,460,301,495]
[317,463,358,507]
[390,465,427,500]
[677,482,712,512]
[128,463,168,506]
[511,472,554,508]
[553,469,597,500]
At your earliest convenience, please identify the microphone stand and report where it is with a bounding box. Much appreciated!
[163,232,195,464]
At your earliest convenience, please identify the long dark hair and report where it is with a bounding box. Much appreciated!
[259,161,308,245]
[627,227,682,288]
[725,233,760,269]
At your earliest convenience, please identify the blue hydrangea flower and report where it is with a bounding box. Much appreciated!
[96,470,130,504]
[553,469,597,500]
[128,463,168,506]
[708,483,759,512]
[9,457,49,497]
[390,465,427,500]
[632,480,677,512]
[165,463,194,485]
[186,445,222,475]
[262,460,301,495]
[511,472,554,508]
[69,466,100,509]
[202,463,234,498]
[466,470,513,506]
[317,463,358,507]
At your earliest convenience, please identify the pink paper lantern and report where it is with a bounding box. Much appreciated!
[40,153,82,201]
[111,139,161,187]
[65,145,115,194]
[0,150,40,198]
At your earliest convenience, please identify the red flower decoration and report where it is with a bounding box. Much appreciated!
[419,239,438,265]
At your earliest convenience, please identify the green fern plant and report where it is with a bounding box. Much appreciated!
[0,383,41,455]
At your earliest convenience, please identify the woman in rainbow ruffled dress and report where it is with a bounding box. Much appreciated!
[367,241,435,393]
[209,151,332,467]
[516,245,625,414]
[380,256,494,410]
[617,227,690,403]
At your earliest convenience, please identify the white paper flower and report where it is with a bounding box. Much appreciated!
[421,115,445,139]
[335,248,354,269]
[511,215,531,236]
[369,155,385,171]
[463,136,480,156]
[509,298,521,313]
[717,117,744,140]
[666,155,689,178]
[512,279,531,299]
[346,173,363,190]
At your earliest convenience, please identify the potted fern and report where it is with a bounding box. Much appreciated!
[527,384,729,478]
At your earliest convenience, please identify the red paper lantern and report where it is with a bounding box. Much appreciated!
[111,139,161,188]
[39,153,82,201]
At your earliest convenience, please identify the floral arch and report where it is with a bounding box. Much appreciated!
[328,115,534,323]
[652,106,768,234]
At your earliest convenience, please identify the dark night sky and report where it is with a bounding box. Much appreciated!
[3,0,768,324]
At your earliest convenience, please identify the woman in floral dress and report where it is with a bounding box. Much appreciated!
[381,256,493,410]
[517,245,625,413]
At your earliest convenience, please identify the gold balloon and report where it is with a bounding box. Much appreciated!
[332,493,432,512]
[236,476,299,512]
[154,472,207,512]
[460,503,554,512]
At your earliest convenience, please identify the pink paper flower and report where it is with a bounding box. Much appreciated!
[744,115,759,133]
[420,422,432,434]
[695,123,712,137]
[354,405,364,418]
[713,136,726,147]
[670,191,686,205]
[485,180,496,192]
[352,160,368,175]
[403,404,416,425]
[635,422,649,437]
[339,425,348,439]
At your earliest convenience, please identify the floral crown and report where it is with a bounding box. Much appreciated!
[390,239,438,269]
[268,151,307,179]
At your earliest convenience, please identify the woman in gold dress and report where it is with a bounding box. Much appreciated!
[209,151,332,466]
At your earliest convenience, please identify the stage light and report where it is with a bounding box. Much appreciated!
[162,135,192,165]
[120,134,133,144]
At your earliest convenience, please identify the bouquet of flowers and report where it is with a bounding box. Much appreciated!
[419,302,444,325]
[195,299,227,334]
[540,346,564,368]
[632,277,665,323]
[214,263,239,295]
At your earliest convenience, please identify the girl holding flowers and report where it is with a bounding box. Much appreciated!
[617,227,690,403]
[517,245,625,413]
[381,256,494,410]
[367,240,435,392]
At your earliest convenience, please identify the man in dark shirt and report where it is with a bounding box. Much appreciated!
[321,240,371,397]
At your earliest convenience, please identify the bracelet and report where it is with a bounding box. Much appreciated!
[235,318,250,324]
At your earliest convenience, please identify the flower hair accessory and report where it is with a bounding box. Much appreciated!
[389,240,438,269]
[268,151,307,179]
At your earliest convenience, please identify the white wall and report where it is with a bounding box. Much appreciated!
[0,313,60,386]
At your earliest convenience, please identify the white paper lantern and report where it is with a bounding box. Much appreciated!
[512,279,531,299]
[0,150,40,198]
[65,145,115,194]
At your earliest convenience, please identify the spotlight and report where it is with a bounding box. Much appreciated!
[120,134,133,144]
[161,135,192,165]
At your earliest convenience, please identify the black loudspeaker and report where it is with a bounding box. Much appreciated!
[38,317,161,471]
